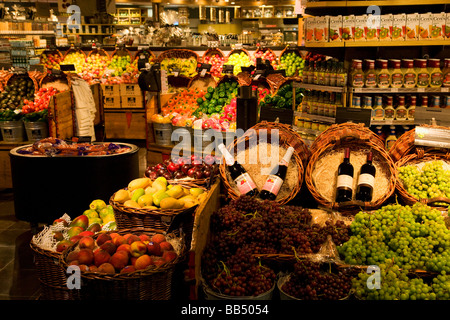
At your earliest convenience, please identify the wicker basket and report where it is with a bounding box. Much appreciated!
[305,123,397,213]
[279,46,304,78]
[63,47,86,60]
[111,47,132,58]
[226,48,251,60]
[134,49,156,62]
[60,228,185,300]
[219,123,305,205]
[40,49,64,66]
[157,49,199,64]
[395,150,450,208]
[30,240,75,300]
[188,73,217,90]
[5,72,39,94]
[39,72,70,90]
[88,47,110,58]
[266,73,287,94]
[201,48,225,62]
[253,47,278,66]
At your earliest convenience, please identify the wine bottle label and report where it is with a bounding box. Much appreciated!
[234,173,257,195]
[357,173,375,188]
[262,174,284,196]
[336,174,353,190]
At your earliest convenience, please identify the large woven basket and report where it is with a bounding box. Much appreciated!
[279,46,304,78]
[88,47,110,58]
[305,123,397,213]
[187,73,217,91]
[253,47,279,66]
[30,240,74,300]
[134,49,156,62]
[201,48,225,62]
[157,49,199,63]
[266,73,287,94]
[60,228,185,300]
[226,48,251,60]
[395,149,450,208]
[62,46,86,60]
[111,47,132,58]
[219,123,305,205]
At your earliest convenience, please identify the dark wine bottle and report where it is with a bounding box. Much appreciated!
[218,143,259,197]
[356,151,376,202]
[259,147,295,200]
[335,147,354,203]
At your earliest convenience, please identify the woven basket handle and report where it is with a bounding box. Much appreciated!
[421,197,450,206]
[330,132,371,146]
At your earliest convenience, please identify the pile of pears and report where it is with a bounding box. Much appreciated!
[113,177,207,210]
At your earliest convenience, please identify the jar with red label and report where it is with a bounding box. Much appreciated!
[407,96,416,120]
[384,95,395,119]
[350,59,364,88]
[390,59,403,88]
[428,58,443,88]
[376,59,391,88]
[415,59,430,88]
[395,96,407,120]
[402,59,417,88]
[443,58,450,88]
[420,95,429,108]
[364,59,377,88]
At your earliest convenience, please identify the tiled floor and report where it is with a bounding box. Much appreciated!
[0,143,148,300]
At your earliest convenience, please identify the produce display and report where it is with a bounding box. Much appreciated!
[64,230,180,273]
[40,52,63,70]
[160,56,198,77]
[79,53,111,83]
[252,49,278,69]
[108,55,133,77]
[202,53,225,78]
[278,52,305,77]
[260,82,303,109]
[398,160,450,200]
[21,87,59,122]
[224,51,253,76]
[112,176,207,210]
[61,51,86,73]
[161,87,206,118]
[0,76,35,121]
[194,81,239,118]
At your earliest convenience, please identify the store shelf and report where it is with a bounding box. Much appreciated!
[292,125,322,135]
[294,111,336,123]
[0,31,54,35]
[295,82,347,92]
[370,119,415,126]
[351,87,450,94]
[305,39,450,48]
[305,0,448,7]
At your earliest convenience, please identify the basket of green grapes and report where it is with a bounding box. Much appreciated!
[396,151,450,209]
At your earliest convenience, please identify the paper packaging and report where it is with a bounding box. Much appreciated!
[365,14,379,41]
[430,12,446,40]
[314,16,329,42]
[353,15,367,41]
[341,15,355,41]
[419,12,434,40]
[305,17,315,42]
[329,15,342,42]
[406,13,420,40]
[446,13,450,39]
[392,13,406,41]
[378,14,393,41]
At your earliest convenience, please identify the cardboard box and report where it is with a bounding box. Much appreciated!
[103,95,121,109]
[353,15,367,41]
[419,12,434,40]
[365,14,379,41]
[430,12,446,40]
[406,13,420,40]
[314,16,329,42]
[392,13,406,41]
[101,84,120,97]
[120,83,142,96]
[341,15,355,41]
[122,95,144,109]
[378,14,393,41]
[329,15,342,42]
[304,17,315,42]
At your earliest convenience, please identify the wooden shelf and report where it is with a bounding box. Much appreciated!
[370,119,415,125]
[294,82,347,92]
[351,87,450,94]
[294,111,336,124]
[306,39,450,48]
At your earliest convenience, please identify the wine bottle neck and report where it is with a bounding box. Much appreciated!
[281,146,295,165]
[218,144,235,166]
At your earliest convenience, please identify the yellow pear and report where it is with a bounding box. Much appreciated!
[124,200,141,209]
[145,186,157,195]
[189,188,204,197]
[137,194,153,207]
[152,190,170,207]
[184,201,198,209]
[166,185,184,199]
[131,188,145,203]
[152,180,167,192]
[114,189,130,203]
[154,176,167,187]
[182,187,190,196]
[160,197,184,210]
[128,178,151,191]
[178,195,196,205]
[143,205,158,210]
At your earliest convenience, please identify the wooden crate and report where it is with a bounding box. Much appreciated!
[119,83,142,96]
[104,110,146,140]
[47,90,74,140]
[121,95,144,109]
[101,84,121,97]
[103,95,121,109]
[0,144,14,189]
[90,83,103,125]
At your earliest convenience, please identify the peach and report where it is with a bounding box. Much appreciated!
[130,256,138,267]
[53,231,64,241]
[126,234,141,245]
[151,234,166,244]
[94,249,111,267]
[56,240,73,252]
[138,234,151,242]
[109,252,129,271]
[66,251,79,263]
[78,231,95,237]
[130,241,147,258]
[147,242,162,256]
[134,254,153,270]
[78,264,90,272]
[98,262,116,274]
[120,265,136,273]
[153,257,165,267]
[69,235,83,243]
[78,236,95,250]
[69,260,79,266]
[162,251,178,263]
[100,242,116,256]
[89,265,99,272]
[109,232,120,239]
[116,244,131,257]
[78,248,94,265]
[112,235,127,247]
[96,233,112,246]
[159,241,173,252]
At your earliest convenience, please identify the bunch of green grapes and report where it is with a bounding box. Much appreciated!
[338,203,450,273]
[352,259,437,300]
[431,272,450,300]
[398,160,450,200]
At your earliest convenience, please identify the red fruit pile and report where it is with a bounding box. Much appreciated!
[145,155,220,181]
[22,87,59,114]
[203,54,225,78]
[253,50,278,69]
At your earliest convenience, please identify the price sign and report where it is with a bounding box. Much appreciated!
[172,68,180,77]
[222,64,234,74]
[29,65,45,73]
[336,107,372,127]
[196,63,211,77]
[414,106,450,127]
[415,126,450,149]
[60,64,76,72]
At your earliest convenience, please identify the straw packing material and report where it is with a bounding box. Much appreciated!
[31,213,72,251]
[311,146,391,203]
[225,142,298,200]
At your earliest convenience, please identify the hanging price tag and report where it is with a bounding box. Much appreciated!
[336,107,372,127]
[415,126,450,149]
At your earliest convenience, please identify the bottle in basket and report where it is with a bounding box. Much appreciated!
[218,143,259,197]
[259,147,295,201]
[355,151,376,202]
[335,147,354,203]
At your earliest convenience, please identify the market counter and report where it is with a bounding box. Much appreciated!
[9,142,140,228]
